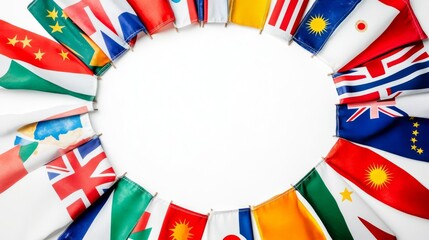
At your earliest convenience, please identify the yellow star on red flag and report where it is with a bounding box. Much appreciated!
[34,49,45,61]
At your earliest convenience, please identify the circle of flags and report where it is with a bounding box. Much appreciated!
[0,0,428,239]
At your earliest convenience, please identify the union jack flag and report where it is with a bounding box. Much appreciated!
[334,41,429,104]
[345,98,408,122]
[46,137,116,220]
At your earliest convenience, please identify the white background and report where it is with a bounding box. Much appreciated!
[2,1,429,239]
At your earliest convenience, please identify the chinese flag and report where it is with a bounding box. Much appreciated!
[158,203,208,240]
[326,138,429,219]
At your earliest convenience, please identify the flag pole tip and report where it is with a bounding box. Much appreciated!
[327,72,334,76]
[288,39,293,46]
[97,133,103,137]
[153,192,159,197]
[175,27,179,33]
[224,23,228,28]
[259,28,264,35]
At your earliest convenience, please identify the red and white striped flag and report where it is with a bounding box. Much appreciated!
[264,0,310,40]
[169,0,198,29]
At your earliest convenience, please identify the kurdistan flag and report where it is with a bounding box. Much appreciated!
[0,138,116,240]
[28,0,112,76]
[0,20,97,100]
[59,177,153,240]
[295,161,396,240]
[0,113,95,193]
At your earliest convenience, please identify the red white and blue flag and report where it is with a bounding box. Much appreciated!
[0,137,116,240]
[334,41,429,104]
[55,0,131,61]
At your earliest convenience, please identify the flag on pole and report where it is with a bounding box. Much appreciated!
[195,0,204,22]
[264,0,309,40]
[128,197,171,240]
[333,41,429,104]
[252,189,327,240]
[0,113,95,193]
[158,203,208,240]
[59,177,153,240]
[0,137,116,240]
[296,162,396,240]
[205,208,254,240]
[0,20,97,100]
[203,0,228,24]
[168,0,198,29]
[319,0,426,72]
[337,103,429,162]
[28,0,112,76]
[293,0,361,53]
[54,0,130,61]
[229,0,272,29]
[326,138,429,219]
[127,0,175,35]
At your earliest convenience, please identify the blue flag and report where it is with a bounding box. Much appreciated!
[195,0,204,22]
[293,0,361,54]
[336,103,429,162]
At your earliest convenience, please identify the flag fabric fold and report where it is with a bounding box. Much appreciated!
[168,0,198,29]
[229,0,272,30]
[252,189,328,240]
[295,162,396,240]
[0,137,116,239]
[264,0,310,40]
[0,20,97,100]
[410,0,429,36]
[59,177,153,240]
[0,113,95,193]
[203,0,228,23]
[128,196,171,240]
[337,103,429,162]
[28,0,112,76]
[54,0,130,61]
[127,0,175,35]
[333,40,429,104]
[326,138,429,219]
[204,208,254,240]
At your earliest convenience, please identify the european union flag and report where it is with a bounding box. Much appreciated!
[293,0,361,54]
[336,103,429,162]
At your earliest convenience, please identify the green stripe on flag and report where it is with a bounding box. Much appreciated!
[295,168,353,240]
[28,0,111,76]
[111,177,153,240]
[0,61,94,101]
[128,229,151,240]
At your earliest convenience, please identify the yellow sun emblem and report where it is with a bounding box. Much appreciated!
[365,164,392,190]
[170,219,194,240]
[307,14,329,36]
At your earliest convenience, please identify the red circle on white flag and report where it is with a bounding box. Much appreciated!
[355,20,368,32]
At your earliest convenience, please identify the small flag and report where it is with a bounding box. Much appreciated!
[337,103,429,162]
[128,197,170,240]
[264,0,309,40]
[0,20,97,100]
[158,203,208,240]
[296,162,396,240]
[0,137,116,239]
[229,0,272,30]
[252,189,327,240]
[168,0,198,29]
[203,0,228,24]
[195,0,204,22]
[293,0,361,53]
[205,208,254,240]
[326,138,429,219]
[333,41,429,104]
[0,114,95,193]
[59,177,153,240]
[54,0,130,61]
[128,0,175,35]
[28,0,112,76]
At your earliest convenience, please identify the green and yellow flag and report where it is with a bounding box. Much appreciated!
[28,0,111,76]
